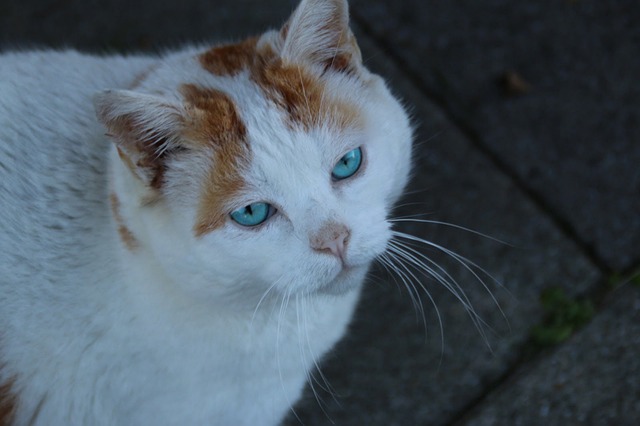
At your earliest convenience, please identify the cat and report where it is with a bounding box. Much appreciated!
[0,0,413,424]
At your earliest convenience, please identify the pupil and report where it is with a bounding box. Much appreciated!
[246,205,253,215]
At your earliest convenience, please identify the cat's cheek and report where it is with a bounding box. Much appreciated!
[345,214,392,265]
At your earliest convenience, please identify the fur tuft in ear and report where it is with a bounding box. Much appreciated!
[280,0,361,73]
[94,90,185,189]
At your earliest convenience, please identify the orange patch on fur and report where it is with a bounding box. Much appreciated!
[116,147,140,178]
[181,84,248,146]
[104,115,171,190]
[0,378,16,426]
[110,193,140,250]
[198,37,259,77]
[194,164,247,236]
[254,56,361,131]
[198,38,362,131]
[180,84,251,236]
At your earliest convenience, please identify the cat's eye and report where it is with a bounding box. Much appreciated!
[331,147,363,181]
[230,202,274,227]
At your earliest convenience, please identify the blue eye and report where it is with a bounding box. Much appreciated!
[332,147,362,181]
[230,202,273,227]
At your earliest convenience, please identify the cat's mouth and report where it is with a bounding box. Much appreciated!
[317,263,368,295]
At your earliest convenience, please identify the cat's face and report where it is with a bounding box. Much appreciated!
[96,0,412,302]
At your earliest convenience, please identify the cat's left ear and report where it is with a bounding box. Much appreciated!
[279,0,362,74]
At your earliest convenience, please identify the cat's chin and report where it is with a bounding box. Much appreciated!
[316,264,369,296]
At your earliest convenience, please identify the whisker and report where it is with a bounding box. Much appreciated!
[294,294,325,416]
[277,289,302,424]
[375,254,406,295]
[378,253,425,322]
[379,251,444,350]
[387,240,493,346]
[390,200,434,211]
[394,232,507,311]
[387,243,468,329]
[381,252,428,326]
[304,297,339,398]
[412,131,444,148]
[301,295,340,416]
[388,240,478,318]
[389,218,512,246]
[377,255,406,299]
[392,231,509,338]
[296,66,313,127]
[250,276,283,328]
[317,28,345,129]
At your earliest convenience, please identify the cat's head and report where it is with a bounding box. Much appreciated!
[95,0,412,303]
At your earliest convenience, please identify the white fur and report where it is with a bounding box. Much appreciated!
[0,1,412,425]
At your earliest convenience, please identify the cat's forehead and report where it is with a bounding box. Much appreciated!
[191,35,363,130]
[186,36,366,236]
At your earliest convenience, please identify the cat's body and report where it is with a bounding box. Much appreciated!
[0,1,412,424]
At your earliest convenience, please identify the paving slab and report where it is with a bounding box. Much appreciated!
[457,283,640,426]
[0,0,295,51]
[350,0,640,272]
[284,27,600,426]
[1,1,603,425]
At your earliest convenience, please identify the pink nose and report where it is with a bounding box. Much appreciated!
[310,222,350,261]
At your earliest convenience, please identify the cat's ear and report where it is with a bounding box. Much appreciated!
[93,90,185,189]
[279,0,362,73]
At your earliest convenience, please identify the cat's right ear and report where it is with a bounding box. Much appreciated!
[279,0,362,73]
[93,90,185,189]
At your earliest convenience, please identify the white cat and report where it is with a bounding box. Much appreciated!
[0,0,412,424]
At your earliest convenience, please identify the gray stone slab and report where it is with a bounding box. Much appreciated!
[1,1,602,425]
[0,0,296,50]
[282,27,600,426]
[460,284,640,426]
[350,0,640,272]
